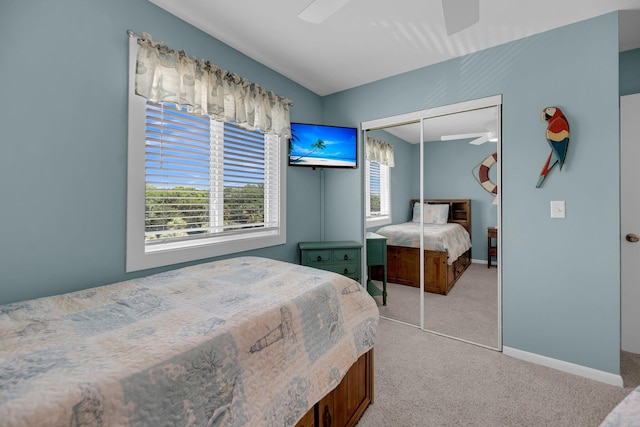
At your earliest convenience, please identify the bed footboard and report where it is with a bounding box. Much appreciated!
[375,246,471,295]
[295,349,374,427]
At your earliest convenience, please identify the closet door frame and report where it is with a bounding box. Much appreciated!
[361,94,503,351]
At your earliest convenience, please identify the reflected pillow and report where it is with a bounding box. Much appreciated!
[412,203,449,224]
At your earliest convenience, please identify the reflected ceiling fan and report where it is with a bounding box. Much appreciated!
[441,132,497,145]
[298,0,480,36]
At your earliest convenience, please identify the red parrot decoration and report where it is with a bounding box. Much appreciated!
[536,107,570,188]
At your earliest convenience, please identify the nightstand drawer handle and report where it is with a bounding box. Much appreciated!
[317,255,322,261]
[343,268,349,274]
[343,254,348,260]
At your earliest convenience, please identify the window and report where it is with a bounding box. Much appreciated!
[365,160,391,227]
[127,42,285,272]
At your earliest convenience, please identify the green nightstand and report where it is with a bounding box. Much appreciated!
[366,232,387,305]
[299,241,362,283]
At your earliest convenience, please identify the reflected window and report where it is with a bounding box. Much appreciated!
[366,160,391,227]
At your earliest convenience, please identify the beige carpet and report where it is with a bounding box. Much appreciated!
[375,263,499,348]
[356,319,637,427]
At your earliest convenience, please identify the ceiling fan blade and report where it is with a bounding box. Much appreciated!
[441,132,495,144]
[298,0,351,24]
[441,132,486,141]
[469,135,489,145]
[441,0,480,35]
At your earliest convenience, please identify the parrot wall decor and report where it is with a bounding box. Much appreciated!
[536,107,570,188]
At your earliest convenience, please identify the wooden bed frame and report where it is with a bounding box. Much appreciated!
[373,199,472,295]
[295,349,374,427]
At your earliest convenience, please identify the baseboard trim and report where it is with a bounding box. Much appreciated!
[471,258,498,267]
[503,346,623,387]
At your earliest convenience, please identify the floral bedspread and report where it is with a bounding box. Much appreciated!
[375,222,472,264]
[600,386,640,427]
[0,256,378,427]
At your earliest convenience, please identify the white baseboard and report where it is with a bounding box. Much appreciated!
[503,346,623,387]
[471,258,498,266]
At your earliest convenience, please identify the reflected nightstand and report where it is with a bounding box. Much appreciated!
[487,227,497,268]
[366,232,387,305]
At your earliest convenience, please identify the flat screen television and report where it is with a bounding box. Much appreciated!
[288,122,357,169]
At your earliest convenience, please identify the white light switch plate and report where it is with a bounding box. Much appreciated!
[550,200,566,218]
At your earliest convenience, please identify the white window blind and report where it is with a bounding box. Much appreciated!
[126,36,286,272]
[366,160,390,219]
[144,101,280,246]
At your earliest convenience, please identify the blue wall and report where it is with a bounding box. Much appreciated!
[423,139,498,260]
[323,13,621,375]
[0,0,325,304]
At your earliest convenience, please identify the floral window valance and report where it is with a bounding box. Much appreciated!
[131,31,292,138]
[366,136,395,167]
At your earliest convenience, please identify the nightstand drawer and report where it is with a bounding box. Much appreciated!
[322,262,359,278]
[304,250,333,263]
[333,248,358,262]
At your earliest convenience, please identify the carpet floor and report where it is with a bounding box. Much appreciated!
[360,262,639,426]
[356,319,636,427]
[375,262,499,348]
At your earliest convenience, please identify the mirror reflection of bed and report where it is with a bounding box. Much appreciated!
[362,99,501,350]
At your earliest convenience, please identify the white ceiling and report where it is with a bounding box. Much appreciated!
[150,0,640,96]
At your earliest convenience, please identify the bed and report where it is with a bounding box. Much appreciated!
[0,256,378,427]
[372,199,472,295]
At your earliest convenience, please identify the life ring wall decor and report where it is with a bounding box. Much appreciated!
[473,152,498,195]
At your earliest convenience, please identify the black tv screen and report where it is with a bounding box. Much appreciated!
[288,122,357,168]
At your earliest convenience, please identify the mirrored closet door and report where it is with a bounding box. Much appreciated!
[362,96,503,350]
[364,121,423,327]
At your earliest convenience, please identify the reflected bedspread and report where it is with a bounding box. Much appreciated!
[376,222,471,265]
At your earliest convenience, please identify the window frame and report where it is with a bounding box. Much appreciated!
[126,37,286,272]
[365,159,391,228]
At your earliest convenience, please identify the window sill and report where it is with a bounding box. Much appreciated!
[127,231,285,272]
[366,215,391,228]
